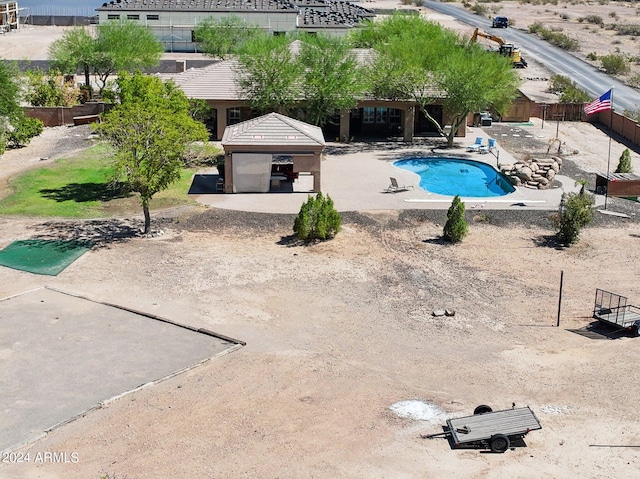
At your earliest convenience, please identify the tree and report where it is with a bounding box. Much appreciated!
[193,15,265,59]
[236,35,302,115]
[293,192,342,241]
[443,195,468,243]
[48,27,96,88]
[48,22,164,96]
[615,148,633,174]
[356,15,520,147]
[0,61,42,153]
[296,35,367,127]
[236,34,368,126]
[95,72,209,234]
[552,190,595,245]
[92,21,164,95]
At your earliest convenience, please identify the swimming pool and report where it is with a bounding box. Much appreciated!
[394,157,515,198]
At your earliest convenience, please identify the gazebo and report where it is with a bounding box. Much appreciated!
[220,113,325,194]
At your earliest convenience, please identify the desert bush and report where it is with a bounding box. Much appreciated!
[560,13,569,20]
[470,4,489,16]
[586,52,598,60]
[600,54,630,74]
[615,25,640,36]
[584,14,603,25]
[623,107,640,122]
[415,0,425,6]
[293,192,341,241]
[7,116,44,148]
[626,73,640,89]
[609,11,618,19]
[443,195,468,243]
[552,191,595,245]
[529,23,579,50]
[615,148,633,174]
[548,74,590,102]
[528,21,545,34]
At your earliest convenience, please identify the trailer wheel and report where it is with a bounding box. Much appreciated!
[634,323,640,337]
[474,405,493,415]
[490,434,510,453]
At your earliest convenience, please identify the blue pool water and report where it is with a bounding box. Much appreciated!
[394,157,515,198]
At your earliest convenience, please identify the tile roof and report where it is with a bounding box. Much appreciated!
[165,42,376,101]
[167,59,242,100]
[221,112,325,147]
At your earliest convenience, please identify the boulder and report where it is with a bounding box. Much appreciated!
[515,166,533,181]
[546,169,556,180]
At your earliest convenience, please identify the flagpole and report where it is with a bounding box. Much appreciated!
[604,87,614,210]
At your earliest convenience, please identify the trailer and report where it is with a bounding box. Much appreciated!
[593,289,640,337]
[423,405,541,453]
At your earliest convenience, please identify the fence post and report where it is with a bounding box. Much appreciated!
[557,270,564,327]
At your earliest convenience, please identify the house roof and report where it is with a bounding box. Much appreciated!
[221,112,325,147]
[167,59,242,100]
[164,41,377,101]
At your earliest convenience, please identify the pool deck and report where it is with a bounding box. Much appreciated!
[190,134,602,214]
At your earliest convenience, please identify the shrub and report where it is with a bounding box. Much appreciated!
[615,148,633,174]
[584,14,603,25]
[470,4,489,16]
[24,69,80,107]
[623,107,640,122]
[626,73,640,89]
[552,191,595,245]
[293,192,341,241]
[615,24,640,36]
[443,195,468,243]
[548,75,589,103]
[7,116,44,148]
[600,54,630,75]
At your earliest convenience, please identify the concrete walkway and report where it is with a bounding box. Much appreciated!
[191,135,596,214]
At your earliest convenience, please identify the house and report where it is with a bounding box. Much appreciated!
[164,41,453,142]
[96,0,375,52]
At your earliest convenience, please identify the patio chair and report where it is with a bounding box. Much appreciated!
[466,137,484,152]
[479,138,496,154]
[387,177,414,193]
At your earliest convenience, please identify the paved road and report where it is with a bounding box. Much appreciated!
[423,1,640,112]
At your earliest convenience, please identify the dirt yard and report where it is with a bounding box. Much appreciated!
[1,5,640,479]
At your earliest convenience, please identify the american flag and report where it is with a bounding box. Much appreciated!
[584,89,612,115]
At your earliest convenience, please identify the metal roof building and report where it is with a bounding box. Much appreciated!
[97,0,375,52]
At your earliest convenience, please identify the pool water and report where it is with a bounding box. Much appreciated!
[394,157,515,198]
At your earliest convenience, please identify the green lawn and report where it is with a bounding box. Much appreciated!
[0,144,199,217]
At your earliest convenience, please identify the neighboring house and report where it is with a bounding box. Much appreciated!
[163,41,453,142]
[96,0,375,52]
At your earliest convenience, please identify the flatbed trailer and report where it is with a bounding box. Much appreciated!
[423,405,541,453]
[593,288,640,337]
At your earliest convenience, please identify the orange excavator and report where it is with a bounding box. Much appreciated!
[469,27,528,68]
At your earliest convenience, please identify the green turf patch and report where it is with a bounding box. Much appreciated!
[0,240,93,276]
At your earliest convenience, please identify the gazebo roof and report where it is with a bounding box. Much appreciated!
[221,113,325,148]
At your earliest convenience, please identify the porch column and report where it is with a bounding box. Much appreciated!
[217,107,227,141]
[403,106,415,142]
[339,108,350,142]
[224,154,233,193]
